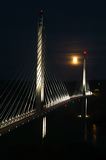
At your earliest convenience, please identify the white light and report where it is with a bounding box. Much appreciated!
[85,91,93,95]
[42,117,46,138]
[78,115,82,118]
[85,115,89,118]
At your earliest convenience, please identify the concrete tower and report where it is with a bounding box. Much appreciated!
[82,50,87,96]
[36,10,46,138]
[36,10,44,112]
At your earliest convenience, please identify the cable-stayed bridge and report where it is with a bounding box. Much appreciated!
[0,11,92,135]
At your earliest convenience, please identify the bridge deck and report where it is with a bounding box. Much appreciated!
[0,94,93,135]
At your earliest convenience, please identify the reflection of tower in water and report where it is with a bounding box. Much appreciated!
[92,124,97,145]
[83,122,97,145]
[85,97,88,118]
[84,122,87,142]
[82,88,97,145]
[42,116,46,139]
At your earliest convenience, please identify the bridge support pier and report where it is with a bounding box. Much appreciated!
[78,51,89,118]
[81,97,88,118]
[36,11,47,139]
[82,51,88,118]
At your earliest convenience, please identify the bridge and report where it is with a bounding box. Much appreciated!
[0,11,92,137]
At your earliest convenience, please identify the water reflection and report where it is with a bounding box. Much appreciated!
[84,122,88,142]
[84,97,89,118]
[83,122,97,145]
[41,97,97,146]
[42,116,46,139]
[85,97,88,117]
[92,124,97,145]
[83,97,97,145]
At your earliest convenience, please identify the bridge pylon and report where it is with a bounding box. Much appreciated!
[36,10,44,112]
[36,10,46,139]
[82,50,89,118]
[82,50,87,96]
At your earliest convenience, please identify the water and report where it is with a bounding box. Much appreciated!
[1,103,106,160]
[1,81,106,159]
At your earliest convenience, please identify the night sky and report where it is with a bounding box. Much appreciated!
[0,0,106,81]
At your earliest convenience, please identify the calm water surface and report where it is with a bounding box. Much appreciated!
[0,96,106,160]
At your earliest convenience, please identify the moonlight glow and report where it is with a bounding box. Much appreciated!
[72,56,79,65]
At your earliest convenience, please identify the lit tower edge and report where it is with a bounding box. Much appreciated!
[36,10,46,138]
[82,50,88,118]
[82,50,87,96]
[36,10,44,111]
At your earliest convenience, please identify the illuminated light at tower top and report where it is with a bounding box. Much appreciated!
[83,50,87,56]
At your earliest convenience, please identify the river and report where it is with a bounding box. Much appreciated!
[1,94,106,160]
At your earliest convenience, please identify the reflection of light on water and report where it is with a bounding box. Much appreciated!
[84,123,87,142]
[78,114,82,118]
[83,123,97,145]
[85,97,90,118]
[92,124,97,145]
[42,116,46,138]
[85,98,87,117]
